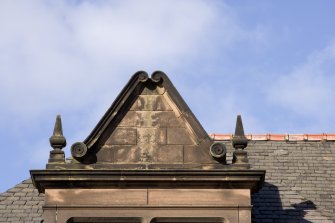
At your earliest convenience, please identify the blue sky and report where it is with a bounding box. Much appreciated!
[1,0,335,192]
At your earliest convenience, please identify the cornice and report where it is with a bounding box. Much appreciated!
[30,169,265,194]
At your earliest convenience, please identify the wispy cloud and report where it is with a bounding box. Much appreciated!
[267,41,335,117]
[0,0,258,119]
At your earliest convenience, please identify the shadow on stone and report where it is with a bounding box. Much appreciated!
[252,182,317,223]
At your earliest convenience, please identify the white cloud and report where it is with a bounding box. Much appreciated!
[0,0,267,131]
[68,1,214,62]
[267,41,335,117]
[0,0,253,119]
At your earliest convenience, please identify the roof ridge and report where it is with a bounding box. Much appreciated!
[210,133,335,141]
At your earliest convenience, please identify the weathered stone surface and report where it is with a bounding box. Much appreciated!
[167,128,195,145]
[105,85,190,164]
[46,189,147,205]
[96,146,114,162]
[151,111,182,127]
[184,145,214,163]
[112,145,141,163]
[137,128,166,145]
[130,95,172,111]
[148,189,250,205]
[118,111,140,127]
[119,111,182,128]
[80,72,212,166]
[94,74,213,165]
[155,145,183,163]
[137,111,182,127]
[106,127,137,145]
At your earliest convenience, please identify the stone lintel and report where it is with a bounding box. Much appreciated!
[45,188,250,206]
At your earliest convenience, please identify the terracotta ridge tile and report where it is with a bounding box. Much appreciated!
[210,133,335,141]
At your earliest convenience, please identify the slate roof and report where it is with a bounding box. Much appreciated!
[0,139,334,223]
[246,140,334,223]
[0,179,44,223]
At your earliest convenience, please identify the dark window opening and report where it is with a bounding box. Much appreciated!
[67,217,142,223]
[150,217,226,223]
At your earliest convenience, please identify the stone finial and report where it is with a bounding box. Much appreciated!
[232,115,248,149]
[48,115,66,163]
[232,115,249,165]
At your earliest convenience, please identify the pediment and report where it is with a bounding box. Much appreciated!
[71,71,215,166]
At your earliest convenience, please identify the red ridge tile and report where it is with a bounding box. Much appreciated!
[251,134,268,141]
[210,133,335,141]
[288,134,304,141]
[268,134,286,141]
[306,134,324,141]
[212,134,231,140]
[326,134,335,140]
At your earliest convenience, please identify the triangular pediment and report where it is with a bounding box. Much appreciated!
[72,71,215,166]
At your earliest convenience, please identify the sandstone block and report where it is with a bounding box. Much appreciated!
[113,145,141,163]
[184,145,214,163]
[106,127,137,145]
[137,128,166,145]
[167,128,194,145]
[155,145,183,163]
[137,111,182,127]
[96,146,114,163]
[118,111,140,127]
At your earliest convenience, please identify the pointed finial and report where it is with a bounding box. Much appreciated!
[48,115,66,164]
[52,115,64,137]
[49,115,66,149]
[235,115,245,137]
[232,115,249,166]
[232,115,248,149]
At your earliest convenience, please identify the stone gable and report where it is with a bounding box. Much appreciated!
[61,71,216,167]
[97,83,197,164]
